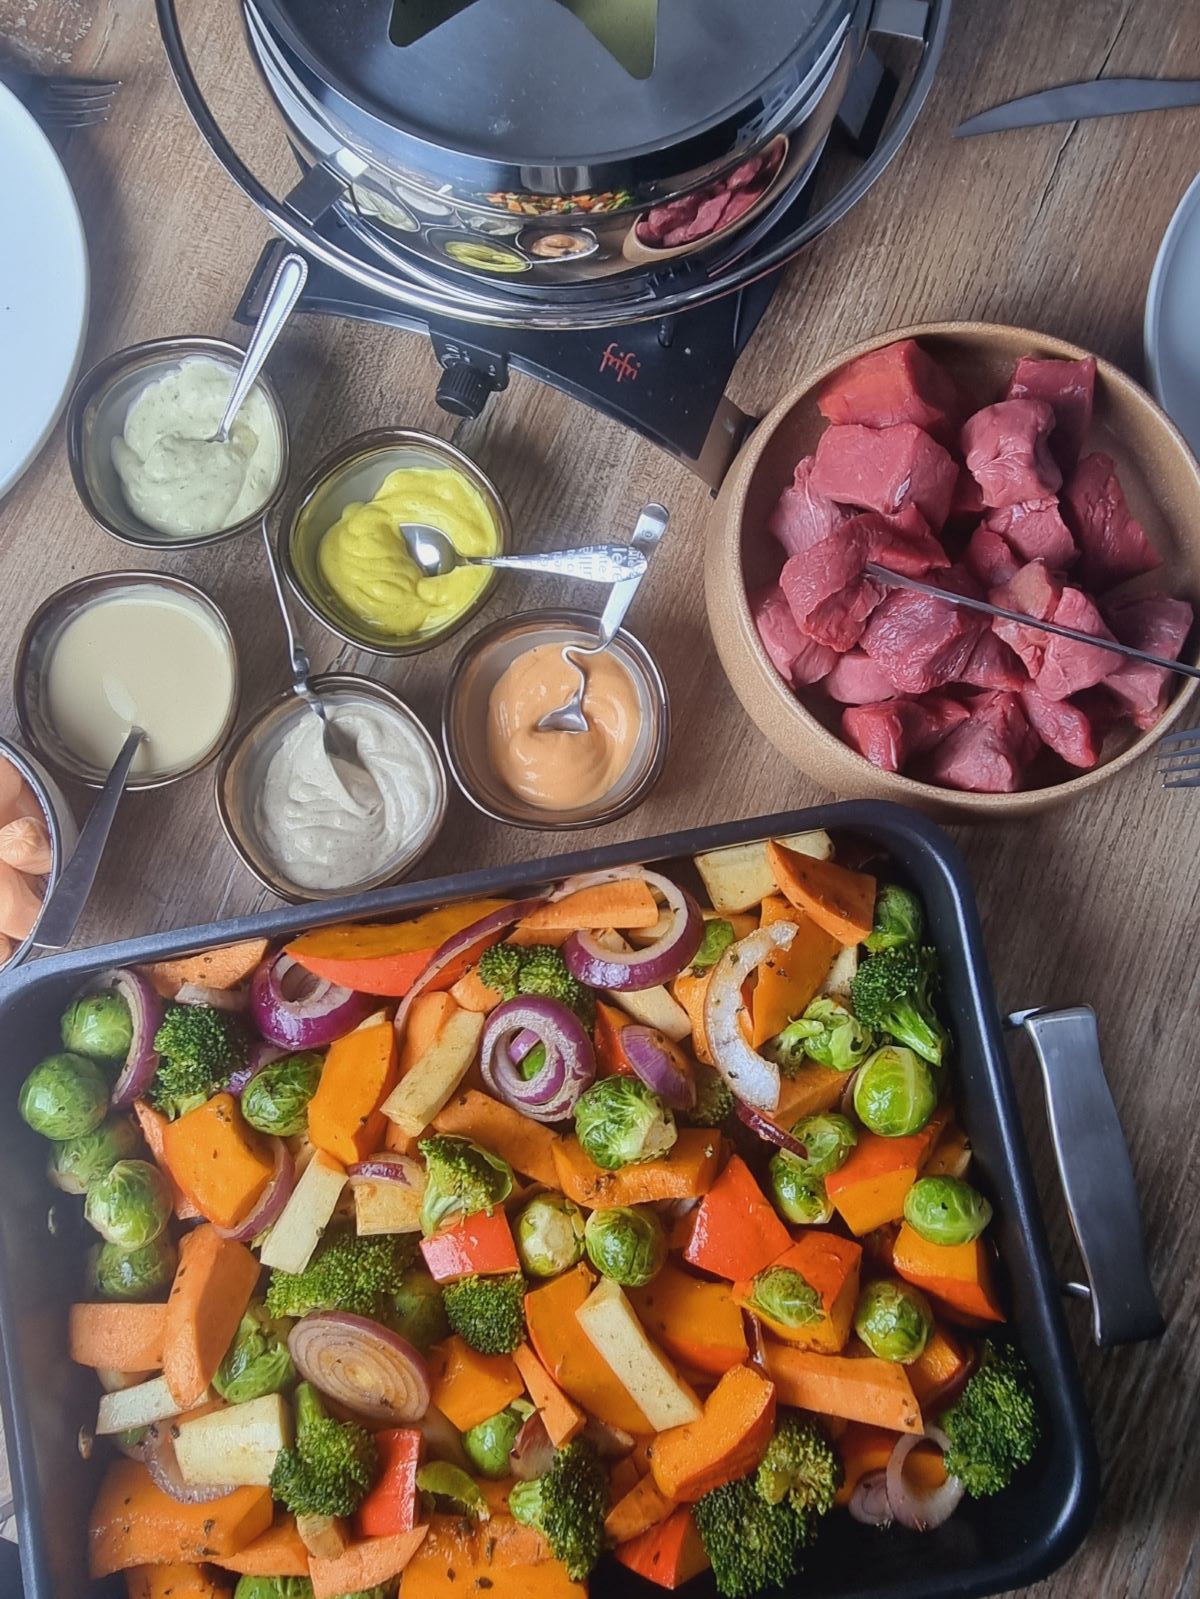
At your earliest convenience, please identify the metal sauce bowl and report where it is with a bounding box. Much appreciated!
[66,335,290,551]
[0,736,78,974]
[442,608,670,829]
[280,428,511,657]
[13,572,241,790]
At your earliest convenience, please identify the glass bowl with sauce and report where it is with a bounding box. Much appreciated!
[443,608,670,829]
[216,674,449,902]
[0,735,78,974]
[13,572,241,790]
[66,336,290,550]
[280,428,511,657]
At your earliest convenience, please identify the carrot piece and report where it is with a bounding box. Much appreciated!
[69,1303,166,1371]
[768,1064,847,1129]
[142,941,269,1000]
[892,1224,1006,1322]
[89,1461,273,1576]
[517,881,660,934]
[160,1095,276,1231]
[428,1336,524,1432]
[683,1155,790,1282]
[907,1323,972,1409]
[399,993,460,1072]
[551,1128,722,1210]
[524,1264,651,1434]
[432,1087,560,1187]
[355,1429,422,1539]
[832,1423,899,1507]
[751,897,841,1047]
[594,1000,636,1076]
[287,901,512,998]
[308,1018,398,1166]
[605,1473,678,1543]
[765,842,876,946]
[762,1344,923,1433]
[734,1232,862,1354]
[125,1564,232,1599]
[649,1364,775,1501]
[628,1265,748,1377]
[420,1209,520,1282]
[825,1107,950,1236]
[513,1343,586,1446]
[613,1508,710,1590]
[133,1100,201,1220]
[161,1225,260,1409]
[212,1515,311,1576]
[448,966,503,1012]
[669,969,715,1065]
[309,1527,428,1599]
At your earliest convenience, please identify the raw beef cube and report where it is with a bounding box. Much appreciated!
[638,193,700,247]
[989,559,1064,677]
[816,339,960,439]
[1062,452,1162,591]
[860,575,989,695]
[780,528,885,653]
[727,154,768,190]
[1007,355,1096,471]
[949,466,985,520]
[984,499,1076,570]
[750,585,838,687]
[1102,593,1195,728]
[960,630,1028,692]
[767,456,850,558]
[1020,683,1102,769]
[844,511,952,579]
[841,695,969,773]
[822,650,898,704]
[1034,586,1119,701]
[962,399,1062,509]
[811,423,958,530]
[964,525,1021,589]
[926,691,1041,792]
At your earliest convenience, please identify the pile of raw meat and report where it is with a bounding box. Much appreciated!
[636,142,785,250]
[751,338,1195,793]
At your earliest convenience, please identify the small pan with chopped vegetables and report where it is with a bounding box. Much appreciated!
[0,806,1162,1599]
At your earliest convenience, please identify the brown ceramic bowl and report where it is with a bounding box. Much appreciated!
[705,321,1200,818]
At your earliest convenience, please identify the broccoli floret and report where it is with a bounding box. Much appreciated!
[516,946,596,1026]
[478,941,525,1000]
[270,1382,378,1517]
[147,1004,249,1118]
[865,884,924,953]
[509,1440,608,1579]
[850,945,947,1067]
[265,1228,417,1320]
[693,1474,811,1598]
[754,1415,840,1519]
[418,1134,514,1237]
[941,1341,1040,1497]
[680,1063,735,1128]
[442,1272,527,1354]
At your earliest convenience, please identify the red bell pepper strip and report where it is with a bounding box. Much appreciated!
[682,1155,790,1282]
[420,1208,521,1283]
[355,1428,423,1538]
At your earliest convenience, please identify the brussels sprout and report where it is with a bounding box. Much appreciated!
[766,1000,874,1075]
[515,1193,586,1278]
[853,1279,933,1363]
[233,1578,314,1599]
[573,1076,677,1171]
[748,1265,823,1328]
[417,1461,489,1519]
[61,993,134,1064]
[388,1265,450,1351]
[84,1159,172,1248]
[767,1157,834,1226]
[18,1052,109,1140]
[463,1404,527,1478]
[241,1052,323,1137]
[48,1116,141,1195]
[584,1206,666,1288]
[214,1300,296,1403]
[790,1114,858,1180]
[903,1176,993,1246]
[865,885,924,954]
[91,1235,178,1301]
[690,918,736,972]
[853,1046,938,1138]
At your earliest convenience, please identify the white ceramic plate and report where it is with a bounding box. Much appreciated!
[1145,168,1200,460]
[0,83,89,500]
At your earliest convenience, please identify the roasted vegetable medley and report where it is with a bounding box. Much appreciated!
[22,831,1041,1599]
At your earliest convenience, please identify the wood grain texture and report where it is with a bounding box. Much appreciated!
[2,1,1200,1594]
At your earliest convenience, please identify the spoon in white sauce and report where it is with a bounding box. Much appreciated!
[209,251,308,444]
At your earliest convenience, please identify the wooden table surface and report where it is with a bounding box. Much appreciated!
[3,0,1199,1593]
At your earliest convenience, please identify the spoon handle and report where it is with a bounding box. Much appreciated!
[259,519,317,704]
[587,503,670,650]
[215,251,308,439]
[470,544,647,582]
[33,728,145,950]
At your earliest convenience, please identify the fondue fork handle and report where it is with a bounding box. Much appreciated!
[214,251,308,442]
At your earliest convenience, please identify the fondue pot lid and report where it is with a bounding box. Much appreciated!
[251,0,830,172]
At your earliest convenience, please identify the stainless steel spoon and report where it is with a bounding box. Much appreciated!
[32,727,145,950]
[209,251,308,443]
[537,504,669,735]
[399,523,647,584]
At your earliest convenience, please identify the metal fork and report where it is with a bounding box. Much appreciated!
[1156,725,1200,789]
[0,68,121,128]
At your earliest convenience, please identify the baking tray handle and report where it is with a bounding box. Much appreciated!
[1008,1005,1164,1347]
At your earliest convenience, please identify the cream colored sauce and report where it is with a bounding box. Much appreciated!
[256,703,441,891]
[112,357,282,537]
[486,643,642,810]
[45,589,235,777]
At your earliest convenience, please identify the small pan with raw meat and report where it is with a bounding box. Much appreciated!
[705,322,1200,817]
[621,138,789,265]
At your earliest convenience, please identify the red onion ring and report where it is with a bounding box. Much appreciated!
[215,1137,295,1242]
[735,1102,808,1157]
[743,1310,769,1377]
[509,1411,556,1481]
[561,870,703,992]
[143,1418,235,1505]
[227,1040,287,1097]
[251,951,370,1049]
[580,1417,636,1458]
[839,1068,861,1119]
[174,982,250,1012]
[348,1154,425,1189]
[847,1468,893,1526]
[89,969,163,1109]
[394,897,548,1038]
[621,1026,696,1110]
[480,997,595,1123]
[885,1427,964,1532]
[509,1028,540,1064]
[704,925,799,1113]
[289,1311,431,1424]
